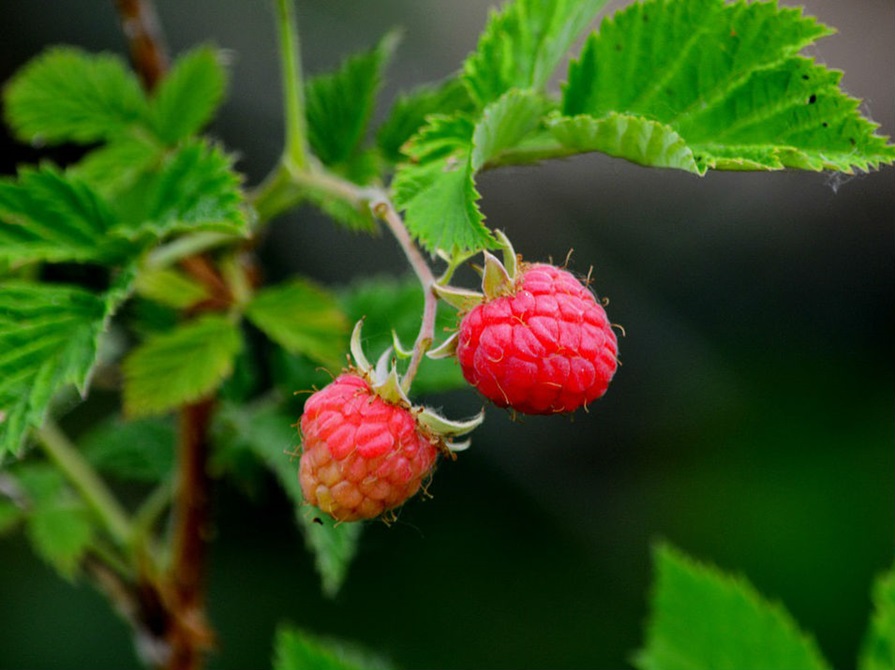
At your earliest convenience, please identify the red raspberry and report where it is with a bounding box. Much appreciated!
[299,373,439,522]
[456,263,618,414]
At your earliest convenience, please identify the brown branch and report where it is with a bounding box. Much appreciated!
[112,0,170,90]
[164,397,217,670]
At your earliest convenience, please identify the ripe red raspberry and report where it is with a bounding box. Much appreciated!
[456,263,618,414]
[299,373,439,522]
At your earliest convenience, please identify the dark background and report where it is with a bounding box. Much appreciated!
[1,1,893,668]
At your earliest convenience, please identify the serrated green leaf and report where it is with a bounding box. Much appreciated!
[462,0,609,107]
[245,278,349,371]
[340,276,465,395]
[560,0,895,174]
[858,564,895,670]
[27,500,94,579]
[0,282,112,456]
[149,46,227,144]
[80,416,175,483]
[216,402,361,597]
[634,543,832,670]
[122,314,242,417]
[134,267,210,310]
[392,90,545,254]
[306,31,400,169]
[3,47,149,145]
[68,133,164,199]
[273,626,396,670]
[376,76,475,164]
[0,165,129,265]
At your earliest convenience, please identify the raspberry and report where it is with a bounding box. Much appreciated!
[299,373,439,522]
[456,263,618,414]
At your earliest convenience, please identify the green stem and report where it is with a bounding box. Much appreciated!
[37,420,134,548]
[274,0,310,170]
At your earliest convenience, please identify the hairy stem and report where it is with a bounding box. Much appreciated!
[370,196,439,391]
[274,0,311,170]
[36,420,134,548]
[111,0,170,90]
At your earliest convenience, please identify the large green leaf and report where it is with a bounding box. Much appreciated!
[0,282,113,455]
[245,278,349,371]
[462,0,610,108]
[558,0,895,173]
[149,46,227,144]
[635,543,832,670]
[3,47,149,145]
[859,564,895,670]
[392,89,544,254]
[0,166,128,265]
[122,314,243,417]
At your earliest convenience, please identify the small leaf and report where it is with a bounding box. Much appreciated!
[391,114,486,254]
[3,47,149,145]
[122,314,243,417]
[462,0,610,107]
[635,543,832,670]
[245,278,349,370]
[134,267,210,310]
[471,89,548,171]
[0,165,128,265]
[306,31,400,169]
[858,563,895,670]
[80,416,176,483]
[376,76,475,164]
[68,133,164,199]
[0,282,112,456]
[560,0,895,173]
[216,402,361,597]
[149,46,227,144]
[273,626,396,670]
[0,500,24,535]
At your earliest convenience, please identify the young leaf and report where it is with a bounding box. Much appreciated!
[0,166,127,265]
[134,267,211,310]
[149,46,227,144]
[80,416,176,483]
[273,626,396,670]
[122,314,243,417]
[462,0,610,108]
[635,543,832,670]
[306,31,400,169]
[392,90,544,254]
[68,133,164,200]
[376,76,475,164]
[0,282,110,456]
[3,47,148,145]
[245,278,349,371]
[858,564,895,670]
[216,402,361,597]
[114,139,247,241]
[559,0,895,174]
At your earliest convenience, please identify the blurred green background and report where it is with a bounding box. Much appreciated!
[1,1,892,668]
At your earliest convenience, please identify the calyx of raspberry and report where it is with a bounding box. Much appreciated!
[349,321,483,452]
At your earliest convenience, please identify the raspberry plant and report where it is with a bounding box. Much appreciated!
[0,0,893,668]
